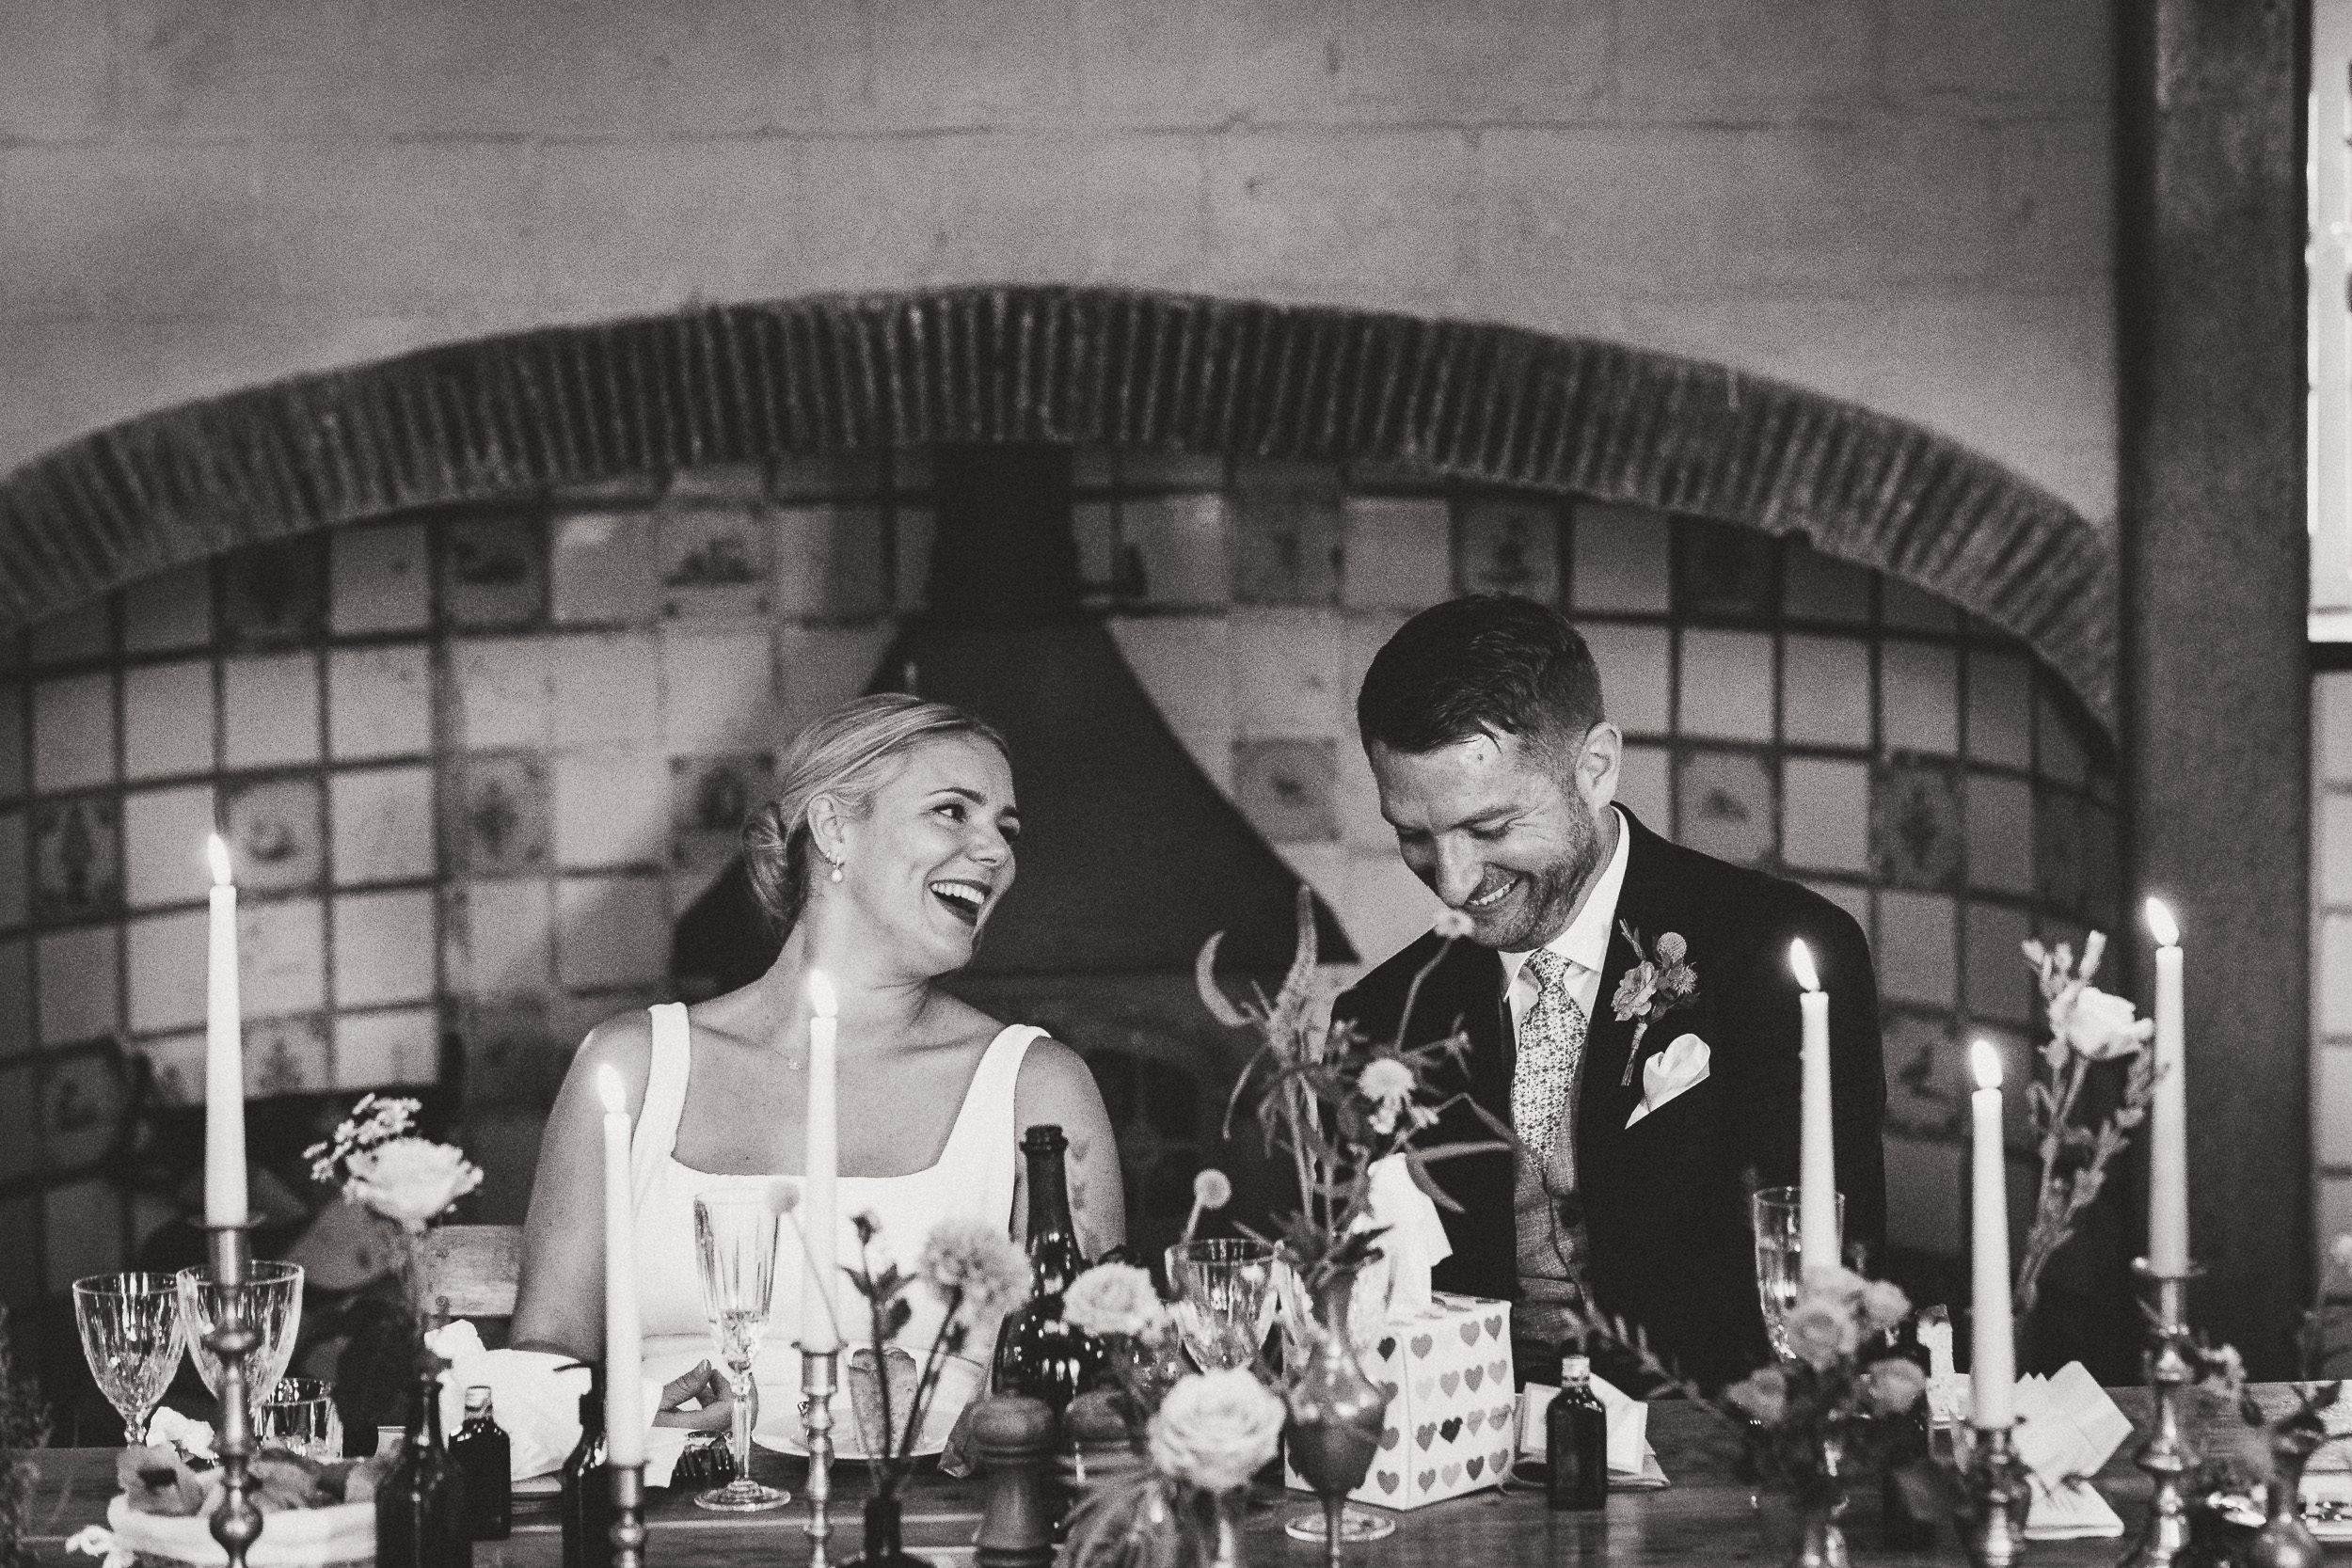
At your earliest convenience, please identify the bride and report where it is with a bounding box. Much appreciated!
[511,692,1124,1456]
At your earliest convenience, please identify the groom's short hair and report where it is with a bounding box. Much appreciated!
[1357,594,1606,758]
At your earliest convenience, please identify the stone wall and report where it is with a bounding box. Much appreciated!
[0,0,2116,525]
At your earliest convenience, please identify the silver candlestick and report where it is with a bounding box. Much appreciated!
[203,1224,263,1568]
[2119,1262,2198,1568]
[610,1462,647,1568]
[799,1344,840,1568]
[1961,1423,2032,1568]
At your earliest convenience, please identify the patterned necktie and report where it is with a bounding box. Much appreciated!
[1513,947,1591,1341]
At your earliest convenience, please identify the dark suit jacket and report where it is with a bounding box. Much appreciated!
[1334,806,1886,1392]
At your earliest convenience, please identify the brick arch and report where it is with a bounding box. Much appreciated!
[0,285,2117,732]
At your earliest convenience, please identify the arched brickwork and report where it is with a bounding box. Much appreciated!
[0,286,2117,732]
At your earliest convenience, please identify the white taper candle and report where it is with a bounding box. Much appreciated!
[1790,940,1837,1274]
[1969,1039,2015,1429]
[204,834,246,1228]
[2145,897,2188,1275]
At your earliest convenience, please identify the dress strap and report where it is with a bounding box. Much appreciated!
[938,1025,1044,1231]
[631,1003,693,1200]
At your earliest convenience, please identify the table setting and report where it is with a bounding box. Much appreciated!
[14,850,2352,1568]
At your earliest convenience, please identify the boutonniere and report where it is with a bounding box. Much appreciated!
[1613,923,1699,1085]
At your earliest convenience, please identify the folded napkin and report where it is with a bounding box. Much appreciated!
[421,1323,619,1483]
[1923,1359,2132,1541]
[1514,1373,1654,1478]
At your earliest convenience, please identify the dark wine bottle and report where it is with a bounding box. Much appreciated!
[449,1386,511,1541]
[1545,1354,1609,1512]
[377,1366,471,1568]
[559,1365,614,1568]
[991,1124,1105,1415]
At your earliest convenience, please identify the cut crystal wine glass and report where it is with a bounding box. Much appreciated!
[73,1273,185,1446]
[176,1260,304,1430]
[692,1191,790,1512]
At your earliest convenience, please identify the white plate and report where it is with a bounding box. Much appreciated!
[745,1355,979,1461]
[753,1428,947,1461]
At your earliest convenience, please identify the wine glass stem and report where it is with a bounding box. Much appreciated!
[1324,1495,1344,1568]
[728,1365,754,1485]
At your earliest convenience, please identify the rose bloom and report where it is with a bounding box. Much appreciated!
[1865,1357,1928,1416]
[1858,1280,1911,1335]
[1723,1365,1788,1425]
[345,1138,484,1231]
[919,1216,1030,1322]
[1063,1263,1169,1340]
[1149,1369,1286,1493]
[1783,1296,1859,1370]
[2058,986,2149,1060]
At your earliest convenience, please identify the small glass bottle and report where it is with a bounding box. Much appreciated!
[377,1366,471,1568]
[1546,1354,1609,1512]
[559,1365,614,1568]
[449,1386,512,1541]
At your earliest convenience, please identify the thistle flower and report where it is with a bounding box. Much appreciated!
[917,1216,1028,1323]
[1181,1167,1232,1244]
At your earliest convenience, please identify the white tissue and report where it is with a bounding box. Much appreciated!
[1364,1154,1453,1318]
[143,1408,215,1458]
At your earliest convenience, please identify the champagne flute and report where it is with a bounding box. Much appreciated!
[1752,1186,1843,1358]
[692,1192,790,1512]
[1164,1239,1277,1373]
[176,1261,304,1429]
[72,1274,185,1446]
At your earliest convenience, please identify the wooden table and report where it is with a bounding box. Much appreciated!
[11,1386,2293,1566]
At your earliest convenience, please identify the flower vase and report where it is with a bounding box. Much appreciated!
[1280,1267,1396,1562]
[845,1494,934,1568]
[2249,1436,2325,1568]
[1755,1433,1849,1568]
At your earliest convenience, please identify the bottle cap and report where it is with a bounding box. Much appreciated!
[1560,1354,1592,1382]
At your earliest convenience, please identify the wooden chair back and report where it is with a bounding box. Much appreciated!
[421,1224,524,1326]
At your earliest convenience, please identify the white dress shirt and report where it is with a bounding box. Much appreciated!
[1497,804,1631,1040]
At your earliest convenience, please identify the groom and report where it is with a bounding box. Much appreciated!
[1335,594,1885,1391]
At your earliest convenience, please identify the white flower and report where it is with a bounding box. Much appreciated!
[1359,1058,1416,1106]
[917,1216,1029,1323]
[1865,1357,1928,1416]
[2055,986,2151,1061]
[1859,1279,1911,1335]
[1148,1369,1286,1493]
[1433,908,1475,940]
[1784,1296,1859,1370]
[1192,1169,1232,1212]
[345,1138,484,1231]
[1063,1263,1169,1340]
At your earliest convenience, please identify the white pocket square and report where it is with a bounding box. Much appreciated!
[1625,1033,1710,1128]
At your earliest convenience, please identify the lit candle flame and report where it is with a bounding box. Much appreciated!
[809,969,837,1019]
[2145,896,2179,948]
[596,1063,626,1116]
[206,832,232,888]
[1788,939,1820,992]
[1971,1038,2002,1092]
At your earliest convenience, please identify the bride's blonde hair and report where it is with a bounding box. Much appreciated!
[743,692,1010,934]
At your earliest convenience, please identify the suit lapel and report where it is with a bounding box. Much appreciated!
[1580,815,1671,1154]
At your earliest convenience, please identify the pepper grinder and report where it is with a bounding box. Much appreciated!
[972,1396,1056,1568]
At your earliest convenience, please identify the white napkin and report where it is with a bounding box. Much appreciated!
[1928,1361,2132,1540]
[1515,1373,1652,1477]
[143,1408,215,1458]
[423,1322,602,1482]
[1363,1154,1453,1318]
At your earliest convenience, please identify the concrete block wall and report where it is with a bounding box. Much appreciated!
[0,0,2115,528]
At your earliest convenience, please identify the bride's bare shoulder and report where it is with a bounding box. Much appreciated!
[566,1006,658,1114]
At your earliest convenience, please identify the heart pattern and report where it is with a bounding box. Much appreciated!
[1487,1359,1508,1383]
[1439,1371,1459,1396]
[1485,1316,1504,1340]
[1467,1456,1485,1480]
[1379,1382,1399,1403]
[1465,1366,1484,1392]
[1410,1334,1434,1358]
[1441,1463,1462,1486]
[1459,1322,1482,1346]
[1439,1417,1463,1443]
[1377,1337,1396,1361]
[1379,1427,1400,1451]
[1490,1448,1510,1475]
[1414,1377,1435,1401]
[1489,1403,1513,1429]
[1376,1471,1399,1495]
[1466,1411,1486,1435]
[1415,1423,1436,1450]
[1418,1469,1437,1491]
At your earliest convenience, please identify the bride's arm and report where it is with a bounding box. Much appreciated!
[509,1015,654,1360]
[1009,1037,1126,1259]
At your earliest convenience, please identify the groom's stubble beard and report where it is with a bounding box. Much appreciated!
[1470,800,1608,953]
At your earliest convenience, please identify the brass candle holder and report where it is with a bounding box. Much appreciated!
[1961,1423,2032,1568]
[799,1344,840,1568]
[610,1462,647,1568]
[2120,1263,2198,1568]
[202,1224,263,1568]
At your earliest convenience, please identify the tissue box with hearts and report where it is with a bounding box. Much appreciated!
[1282,1291,1515,1511]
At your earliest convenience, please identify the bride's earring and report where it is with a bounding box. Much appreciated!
[827,855,845,883]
